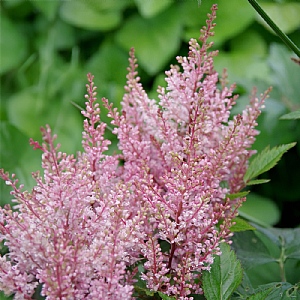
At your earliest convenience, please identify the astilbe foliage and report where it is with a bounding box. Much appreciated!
[0,5,268,299]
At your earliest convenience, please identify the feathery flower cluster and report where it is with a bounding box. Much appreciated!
[0,5,268,299]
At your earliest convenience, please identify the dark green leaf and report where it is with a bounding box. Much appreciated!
[257,282,300,300]
[231,230,277,271]
[244,143,296,183]
[234,275,300,300]
[157,292,176,300]
[230,217,256,232]
[202,243,243,300]
[246,179,270,186]
[232,226,300,286]
[247,288,272,300]
[238,193,280,227]
[254,226,300,260]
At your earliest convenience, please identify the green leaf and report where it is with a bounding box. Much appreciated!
[134,0,172,18]
[85,40,128,85]
[235,277,300,300]
[0,122,42,205]
[244,143,296,183]
[246,179,270,186]
[31,1,60,20]
[82,0,131,10]
[247,288,272,300]
[157,292,176,300]
[268,44,300,108]
[59,0,122,30]
[252,283,300,300]
[0,291,13,300]
[115,6,182,75]
[232,226,300,287]
[230,217,256,232]
[0,122,29,170]
[227,191,249,200]
[0,14,28,75]
[280,110,300,120]
[238,193,280,227]
[6,86,82,154]
[254,226,300,260]
[202,243,243,300]
[231,231,278,271]
[214,30,269,83]
[134,285,155,297]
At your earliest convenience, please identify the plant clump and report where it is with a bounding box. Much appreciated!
[0,5,268,299]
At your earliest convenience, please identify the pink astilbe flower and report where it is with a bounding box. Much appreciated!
[0,82,136,299]
[1,4,269,299]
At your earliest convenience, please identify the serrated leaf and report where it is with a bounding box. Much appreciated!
[244,143,296,183]
[257,282,300,300]
[247,288,272,300]
[230,217,256,232]
[202,243,243,300]
[246,179,270,186]
[227,191,249,200]
[280,110,300,120]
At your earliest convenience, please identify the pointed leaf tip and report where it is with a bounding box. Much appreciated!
[202,243,243,300]
[244,143,296,183]
[280,110,300,120]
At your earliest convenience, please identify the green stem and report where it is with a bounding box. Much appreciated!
[248,0,300,58]
[278,236,287,282]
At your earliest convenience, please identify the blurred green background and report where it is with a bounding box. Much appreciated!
[1,0,300,230]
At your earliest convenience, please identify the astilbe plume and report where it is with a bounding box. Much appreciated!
[0,5,269,299]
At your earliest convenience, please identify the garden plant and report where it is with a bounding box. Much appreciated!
[0,1,300,300]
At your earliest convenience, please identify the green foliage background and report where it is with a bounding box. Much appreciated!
[0,1,300,298]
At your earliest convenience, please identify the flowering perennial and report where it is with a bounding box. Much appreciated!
[0,5,268,299]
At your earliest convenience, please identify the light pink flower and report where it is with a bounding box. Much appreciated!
[1,4,268,299]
